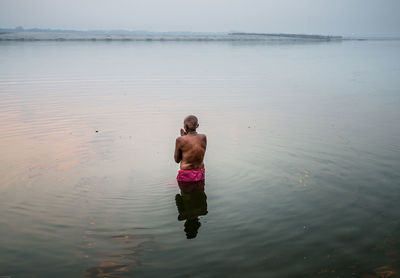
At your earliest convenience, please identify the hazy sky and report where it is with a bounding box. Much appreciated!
[1,0,399,36]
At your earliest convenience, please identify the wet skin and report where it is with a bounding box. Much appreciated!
[174,129,207,170]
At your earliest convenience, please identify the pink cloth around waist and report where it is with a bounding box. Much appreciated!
[177,168,205,182]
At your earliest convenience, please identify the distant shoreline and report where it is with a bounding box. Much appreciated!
[0,31,343,42]
[0,28,398,42]
[228,32,342,40]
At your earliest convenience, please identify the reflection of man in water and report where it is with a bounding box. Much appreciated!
[174,115,208,238]
[175,180,208,239]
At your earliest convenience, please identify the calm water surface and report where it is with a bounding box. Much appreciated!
[1,40,400,277]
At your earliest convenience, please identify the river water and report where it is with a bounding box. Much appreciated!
[0,40,400,277]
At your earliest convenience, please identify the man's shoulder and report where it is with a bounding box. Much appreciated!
[176,136,184,143]
[176,134,206,142]
[197,133,207,142]
[176,135,190,143]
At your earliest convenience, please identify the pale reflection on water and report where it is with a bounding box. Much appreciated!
[83,232,155,278]
[0,40,400,277]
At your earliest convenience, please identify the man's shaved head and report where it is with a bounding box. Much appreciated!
[184,115,199,131]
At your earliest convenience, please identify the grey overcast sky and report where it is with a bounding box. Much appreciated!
[1,0,399,36]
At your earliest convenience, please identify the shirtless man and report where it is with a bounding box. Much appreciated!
[174,115,207,182]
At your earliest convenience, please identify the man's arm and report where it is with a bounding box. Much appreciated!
[174,137,182,163]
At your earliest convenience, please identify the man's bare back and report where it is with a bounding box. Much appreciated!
[174,115,207,170]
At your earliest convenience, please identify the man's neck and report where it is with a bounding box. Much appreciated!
[186,130,197,135]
